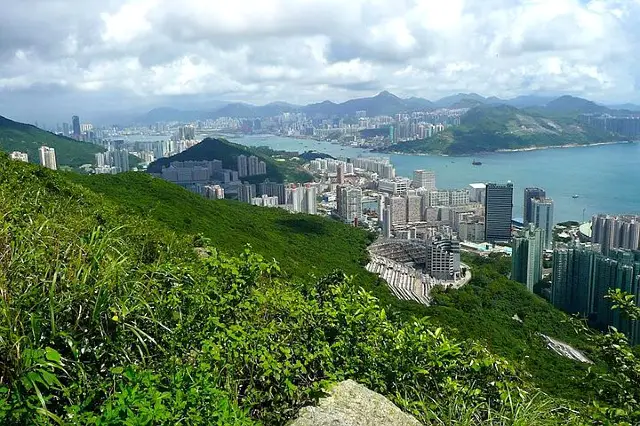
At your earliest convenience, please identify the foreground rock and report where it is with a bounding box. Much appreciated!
[289,380,421,426]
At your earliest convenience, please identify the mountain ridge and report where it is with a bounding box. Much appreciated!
[135,92,636,123]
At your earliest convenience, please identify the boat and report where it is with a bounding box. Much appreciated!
[572,194,579,199]
[472,160,482,166]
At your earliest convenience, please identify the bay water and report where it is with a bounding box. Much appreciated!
[232,135,640,223]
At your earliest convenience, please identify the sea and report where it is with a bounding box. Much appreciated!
[226,134,640,223]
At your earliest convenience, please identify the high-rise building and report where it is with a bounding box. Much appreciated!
[425,239,461,281]
[10,151,29,162]
[551,243,640,344]
[523,187,546,225]
[38,146,57,170]
[337,164,344,184]
[259,182,286,204]
[591,214,640,254]
[551,244,601,315]
[62,122,70,136]
[248,155,259,176]
[110,149,130,173]
[532,198,554,249]
[406,195,422,223]
[485,182,513,243]
[239,183,256,203]
[303,184,317,215]
[72,115,81,138]
[390,196,406,225]
[237,155,248,177]
[412,170,436,190]
[382,203,392,239]
[511,225,543,292]
[469,183,486,204]
[336,186,363,224]
[286,185,304,212]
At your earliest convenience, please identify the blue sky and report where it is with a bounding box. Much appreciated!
[1,0,638,123]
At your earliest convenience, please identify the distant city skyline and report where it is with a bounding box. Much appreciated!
[2,1,640,123]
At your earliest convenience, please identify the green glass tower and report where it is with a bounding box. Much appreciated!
[512,225,543,293]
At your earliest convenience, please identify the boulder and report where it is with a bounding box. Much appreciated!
[289,380,421,426]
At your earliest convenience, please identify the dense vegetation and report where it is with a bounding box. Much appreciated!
[1,156,573,425]
[147,137,312,184]
[2,156,638,424]
[68,172,372,283]
[385,105,625,155]
[0,115,105,168]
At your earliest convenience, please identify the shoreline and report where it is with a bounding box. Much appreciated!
[382,140,636,157]
[494,140,634,153]
[242,133,637,157]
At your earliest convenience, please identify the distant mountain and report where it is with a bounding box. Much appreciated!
[607,103,640,112]
[505,95,557,108]
[301,91,431,117]
[433,93,487,108]
[0,115,104,168]
[384,104,625,155]
[211,102,300,119]
[147,137,311,184]
[543,95,610,114]
[137,107,213,123]
[137,92,630,122]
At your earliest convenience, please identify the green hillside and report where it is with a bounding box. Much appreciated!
[68,171,374,283]
[0,115,104,167]
[2,157,638,424]
[386,105,625,155]
[147,137,312,184]
[69,171,637,411]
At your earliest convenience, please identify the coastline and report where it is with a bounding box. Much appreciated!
[494,140,634,153]
[381,139,636,156]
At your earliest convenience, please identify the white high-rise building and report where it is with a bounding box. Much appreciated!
[38,146,57,170]
[336,186,363,224]
[303,184,317,215]
[10,151,28,162]
[412,170,436,190]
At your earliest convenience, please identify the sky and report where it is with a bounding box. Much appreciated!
[1,0,639,124]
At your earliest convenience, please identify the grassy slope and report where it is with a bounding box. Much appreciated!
[0,115,104,167]
[387,105,624,155]
[68,172,374,283]
[147,137,312,184]
[5,155,578,425]
[69,171,603,404]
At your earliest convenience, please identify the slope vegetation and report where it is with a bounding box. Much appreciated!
[147,137,312,184]
[0,115,104,167]
[1,158,637,424]
[386,105,624,155]
[0,155,570,425]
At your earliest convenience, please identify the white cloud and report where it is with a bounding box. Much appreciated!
[1,0,640,121]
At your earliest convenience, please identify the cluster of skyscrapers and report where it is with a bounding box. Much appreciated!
[239,182,318,214]
[591,214,640,255]
[552,243,640,345]
[237,155,267,178]
[95,150,130,174]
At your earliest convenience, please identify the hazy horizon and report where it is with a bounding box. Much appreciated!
[2,0,640,123]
